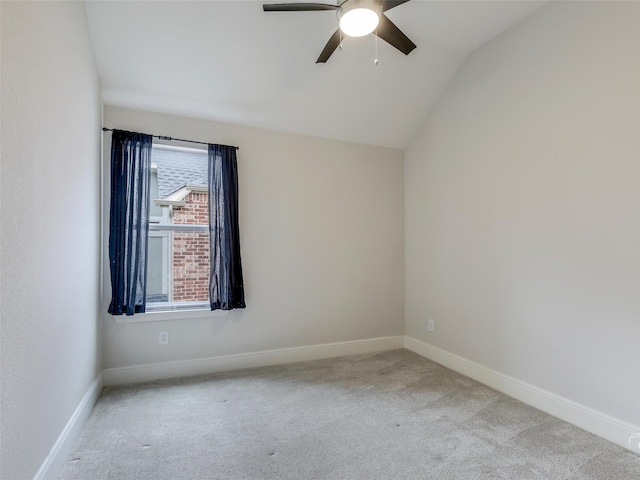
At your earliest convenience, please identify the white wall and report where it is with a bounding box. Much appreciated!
[101,106,404,370]
[0,2,102,478]
[405,0,640,431]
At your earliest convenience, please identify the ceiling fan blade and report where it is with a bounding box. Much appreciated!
[316,29,341,63]
[263,3,338,12]
[376,13,416,55]
[379,0,411,12]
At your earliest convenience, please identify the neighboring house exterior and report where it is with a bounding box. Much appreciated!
[147,145,210,305]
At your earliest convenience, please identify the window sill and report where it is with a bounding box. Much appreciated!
[110,307,229,324]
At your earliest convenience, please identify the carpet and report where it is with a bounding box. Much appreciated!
[57,349,640,479]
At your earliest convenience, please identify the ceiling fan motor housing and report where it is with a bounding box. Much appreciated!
[338,0,381,37]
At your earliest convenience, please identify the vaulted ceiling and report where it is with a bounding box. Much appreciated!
[85,0,548,148]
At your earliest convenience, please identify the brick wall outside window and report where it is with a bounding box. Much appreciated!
[171,191,210,302]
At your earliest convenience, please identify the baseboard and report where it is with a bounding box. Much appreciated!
[404,336,640,452]
[33,373,103,480]
[102,335,404,386]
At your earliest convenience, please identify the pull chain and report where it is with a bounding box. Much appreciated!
[374,3,380,65]
[374,28,378,65]
[338,10,343,51]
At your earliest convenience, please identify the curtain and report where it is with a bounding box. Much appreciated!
[108,130,153,315]
[208,144,246,310]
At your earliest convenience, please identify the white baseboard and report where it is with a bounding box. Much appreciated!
[34,374,103,480]
[404,336,640,452]
[102,336,405,386]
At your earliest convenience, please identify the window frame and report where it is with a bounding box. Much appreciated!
[105,141,231,324]
[144,143,212,315]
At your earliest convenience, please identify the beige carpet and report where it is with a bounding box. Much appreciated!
[57,349,639,479]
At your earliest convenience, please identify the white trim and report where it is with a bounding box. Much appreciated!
[34,374,103,480]
[103,336,404,386]
[148,223,207,232]
[185,183,208,193]
[109,308,228,324]
[153,199,186,208]
[145,301,210,312]
[152,143,206,154]
[404,336,640,452]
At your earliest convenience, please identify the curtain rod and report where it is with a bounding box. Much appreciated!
[101,128,239,151]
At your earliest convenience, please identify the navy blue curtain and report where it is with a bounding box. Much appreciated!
[108,130,153,315]
[208,145,246,310]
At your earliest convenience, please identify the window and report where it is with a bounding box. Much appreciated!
[108,128,245,317]
[146,144,210,311]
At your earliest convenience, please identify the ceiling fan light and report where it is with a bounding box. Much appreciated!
[339,8,379,37]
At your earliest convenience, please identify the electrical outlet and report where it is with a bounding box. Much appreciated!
[427,319,434,332]
[159,331,169,345]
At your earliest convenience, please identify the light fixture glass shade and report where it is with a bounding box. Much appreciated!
[339,2,380,37]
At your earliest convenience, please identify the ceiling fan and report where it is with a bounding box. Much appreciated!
[263,0,416,63]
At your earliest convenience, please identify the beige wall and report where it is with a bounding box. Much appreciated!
[102,106,404,369]
[0,2,103,478]
[405,1,640,428]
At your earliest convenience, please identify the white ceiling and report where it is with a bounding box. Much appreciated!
[85,0,548,148]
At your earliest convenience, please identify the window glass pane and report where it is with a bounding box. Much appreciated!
[171,230,210,302]
[146,145,210,311]
[147,235,166,301]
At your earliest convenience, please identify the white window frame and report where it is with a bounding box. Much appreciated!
[108,143,228,324]
[144,144,212,314]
